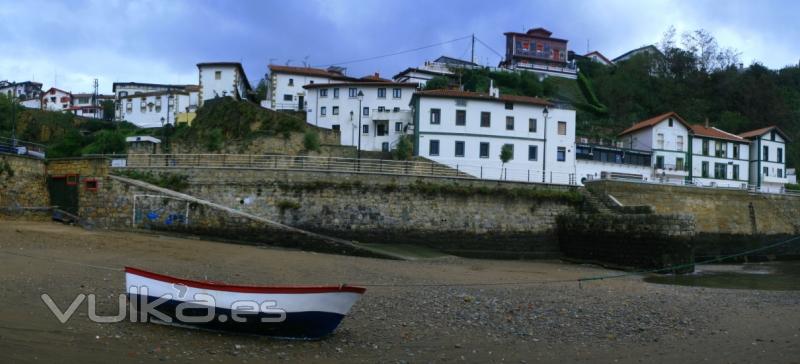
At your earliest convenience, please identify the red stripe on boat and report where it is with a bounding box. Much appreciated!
[125,267,366,294]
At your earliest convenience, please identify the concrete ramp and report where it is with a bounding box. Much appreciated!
[110,175,406,260]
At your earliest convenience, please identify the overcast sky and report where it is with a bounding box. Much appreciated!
[1,0,798,94]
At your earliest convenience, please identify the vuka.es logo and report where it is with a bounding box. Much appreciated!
[40,284,287,324]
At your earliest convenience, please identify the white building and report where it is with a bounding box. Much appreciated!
[393,56,479,86]
[304,79,419,152]
[197,62,252,107]
[412,88,577,184]
[0,81,43,109]
[575,140,653,184]
[689,124,750,188]
[113,82,199,128]
[583,51,613,66]
[618,112,690,184]
[68,93,112,119]
[267,65,355,111]
[40,87,72,111]
[739,126,791,193]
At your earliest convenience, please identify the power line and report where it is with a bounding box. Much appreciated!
[474,36,504,60]
[313,35,473,68]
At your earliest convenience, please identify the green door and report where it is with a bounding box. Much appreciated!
[48,175,79,215]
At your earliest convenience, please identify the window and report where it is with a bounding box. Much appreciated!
[529,118,537,133]
[503,144,514,160]
[430,109,441,124]
[557,147,566,162]
[702,161,709,178]
[528,145,538,161]
[715,142,726,157]
[363,107,369,116]
[392,88,401,98]
[778,168,783,178]
[504,102,514,110]
[126,102,132,112]
[333,88,339,98]
[377,123,387,136]
[763,166,769,176]
[377,88,386,98]
[214,71,221,80]
[332,106,339,115]
[763,146,769,161]
[733,144,740,159]
[332,124,340,131]
[320,89,328,97]
[283,94,293,101]
[778,148,783,163]
[320,106,326,116]
[455,110,466,126]
[702,139,709,155]
[378,106,385,112]
[676,157,684,171]
[455,99,467,106]
[349,88,357,98]
[677,136,684,151]
[656,155,665,169]
[395,122,402,132]
[479,142,489,158]
[657,133,665,149]
[85,179,98,191]
[455,141,465,157]
[714,163,727,179]
[50,96,56,102]
[733,165,740,180]
[287,78,295,86]
[429,140,440,156]
[771,131,776,141]
[480,112,490,127]
[668,118,674,127]
[362,124,369,134]
[506,116,514,130]
[558,121,567,135]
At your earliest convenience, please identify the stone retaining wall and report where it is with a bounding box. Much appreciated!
[0,154,48,210]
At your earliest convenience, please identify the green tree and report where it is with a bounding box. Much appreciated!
[254,78,268,102]
[393,135,413,160]
[82,129,126,155]
[424,76,450,90]
[302,130,321,152]
[499,144,513,179]
[101,100,115,121]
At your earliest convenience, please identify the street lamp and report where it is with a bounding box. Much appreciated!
[356,90,364,160]
[541,106,549,183]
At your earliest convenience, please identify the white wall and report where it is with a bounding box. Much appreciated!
[748,132,788,192]
[305,84,416,151]
[270,73,340,111]
[117,93,191,128]
[198,65,245,106]
[415,96,576,184]
[575,159,653,185]
[690,137,750,188]
[41,89,71,111]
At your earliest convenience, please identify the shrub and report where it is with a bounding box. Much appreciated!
[303,130,321,152]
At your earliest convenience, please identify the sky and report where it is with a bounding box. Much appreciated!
[1,0,798,94]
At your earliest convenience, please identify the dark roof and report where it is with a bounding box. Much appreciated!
[618,112,690,136]
[612,45,664,62]
[113,82,195,92]
[689,125,746,142]
[392,67,451,80]
[196,62,252,92]
[738,125,792,142]
[413,89,551,107]
[432,56,478,67]
[503,27,568,43]
[268,65,356,81]
[304,81,419,89]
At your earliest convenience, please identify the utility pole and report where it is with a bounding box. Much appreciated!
[471,34,475,64]
[11,81,16,147]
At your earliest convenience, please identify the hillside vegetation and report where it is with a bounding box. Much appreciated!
[454,28,800,167]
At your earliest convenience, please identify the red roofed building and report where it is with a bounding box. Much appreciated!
[41,87,72,112]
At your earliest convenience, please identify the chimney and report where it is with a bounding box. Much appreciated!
[374,72,379,78]
[704,117,709,128]
[489,79,500,98]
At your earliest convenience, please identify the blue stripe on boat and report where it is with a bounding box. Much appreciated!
[128,294,346,339]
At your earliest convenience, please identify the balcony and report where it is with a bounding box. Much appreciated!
[371,108,412,122]
[654,163,689,176]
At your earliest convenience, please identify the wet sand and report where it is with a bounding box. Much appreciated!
[1,219,799,363]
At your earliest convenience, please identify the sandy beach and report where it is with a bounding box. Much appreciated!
[1,219,799,363]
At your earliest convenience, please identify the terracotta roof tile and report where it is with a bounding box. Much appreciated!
[738,125,792,142]
[413,89,551,107]
[689,125,745,142]
[618,112,689,136]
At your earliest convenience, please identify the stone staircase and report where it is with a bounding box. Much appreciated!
[579,188,613,213]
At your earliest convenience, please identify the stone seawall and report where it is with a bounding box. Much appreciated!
[558,213,696,272]
[586,180,800,260]
[114,167,582,258]
[0,154,48,211]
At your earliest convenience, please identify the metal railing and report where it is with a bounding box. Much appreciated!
[110,153,578,185]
